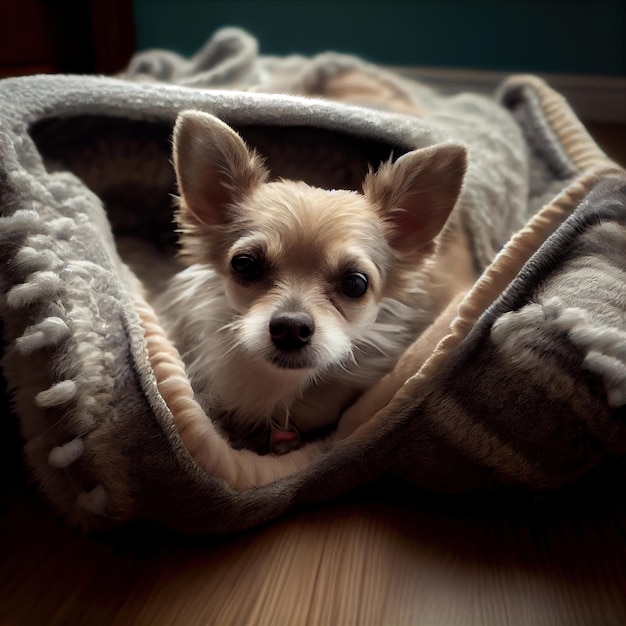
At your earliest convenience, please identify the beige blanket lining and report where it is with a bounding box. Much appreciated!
[138,76,622,491]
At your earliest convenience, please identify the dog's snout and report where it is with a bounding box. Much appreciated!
[269,312,315,351]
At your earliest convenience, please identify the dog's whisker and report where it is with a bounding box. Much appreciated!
[217,319,243,334]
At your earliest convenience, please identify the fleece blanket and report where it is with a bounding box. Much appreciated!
[0,28,624,533]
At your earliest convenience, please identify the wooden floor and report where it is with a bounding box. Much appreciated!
[2,125,626,626]
[2,471,626,625]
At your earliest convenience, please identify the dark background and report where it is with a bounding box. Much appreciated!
[133,0,626,76]
[1,0,624,77]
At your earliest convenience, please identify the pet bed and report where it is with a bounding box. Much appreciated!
[1,28,624,533]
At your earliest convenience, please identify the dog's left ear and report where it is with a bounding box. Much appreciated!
[363,143,467,255]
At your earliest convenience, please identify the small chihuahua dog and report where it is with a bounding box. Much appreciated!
[156,110,467,453]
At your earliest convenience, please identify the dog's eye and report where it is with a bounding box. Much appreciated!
[340,272,368,299]
[231,254,263,280]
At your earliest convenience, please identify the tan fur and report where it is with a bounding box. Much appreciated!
[155,110,469,452]
[336,290,467,438]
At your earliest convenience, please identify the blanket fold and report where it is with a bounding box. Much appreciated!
[0,28,624,533]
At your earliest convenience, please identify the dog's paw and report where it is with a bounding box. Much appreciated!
[491,297,626,408]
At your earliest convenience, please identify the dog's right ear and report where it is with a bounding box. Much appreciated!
[173,110,269,225]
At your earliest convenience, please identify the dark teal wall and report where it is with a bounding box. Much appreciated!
[133,0,626,76]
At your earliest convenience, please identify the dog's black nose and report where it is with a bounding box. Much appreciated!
[269,312,315,351]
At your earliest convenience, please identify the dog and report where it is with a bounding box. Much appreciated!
[155,110,471,453]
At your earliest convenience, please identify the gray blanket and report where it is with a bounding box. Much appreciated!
[0,28,624,533]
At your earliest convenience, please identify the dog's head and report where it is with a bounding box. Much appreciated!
[172,110,466,374]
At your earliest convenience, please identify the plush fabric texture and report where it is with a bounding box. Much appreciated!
[0,28,624,533]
